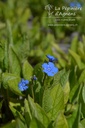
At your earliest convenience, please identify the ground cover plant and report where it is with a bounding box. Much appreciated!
[0,0,85,128]
[0,31,85,128]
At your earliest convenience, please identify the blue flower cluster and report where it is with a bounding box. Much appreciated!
[18,79,29,91]
[42,55,58,76]
[69,2,82,8]
[19,55,58,91]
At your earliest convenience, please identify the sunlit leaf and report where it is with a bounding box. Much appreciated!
[42,84,64,120]
[53,112,68,128]
[28,95,49,128]
[16,118,27,128]
[24,99,32,127]
[63,82,70,104]
[78,69,85,84]
[2,73,23,96]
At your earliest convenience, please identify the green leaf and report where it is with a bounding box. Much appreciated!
[78,69,85,84]
[8,77,23,96]
[69,83,79,102]
[57,57,66,68]
[9,46,21,76]
[16,118,27,128]
[28,95,49,128]
[42,84,64,120]
[78,42,85,61]
[80,93,85,117]
[29,118,45,128]
[79,123,84,128]
[67,105,79,128]
[24,99,32,127]
[52,69,69,89]
[63,82,70,104]
[60,71,70,87]
[52,69,66,86]
[53,112,68,128]
[2,73,23,96]
[69,67,77,90]
[69,49,85,69]
[22,60,33,80]
[2,73,18,89]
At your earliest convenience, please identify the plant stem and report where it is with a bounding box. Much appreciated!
[43,73,47,87]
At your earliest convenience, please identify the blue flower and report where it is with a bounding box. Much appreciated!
[18,79,29,91]
[46,55,57,62]
[42,62,58,76]
[69,2,82,8]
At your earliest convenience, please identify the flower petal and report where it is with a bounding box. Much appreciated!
[47,71,54,76]
[48,62,55,67]
[52,67,58,74]
[25,80,29,84]
[42,63,48,68]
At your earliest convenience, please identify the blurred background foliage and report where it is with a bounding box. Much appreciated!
[0,0,85,63]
